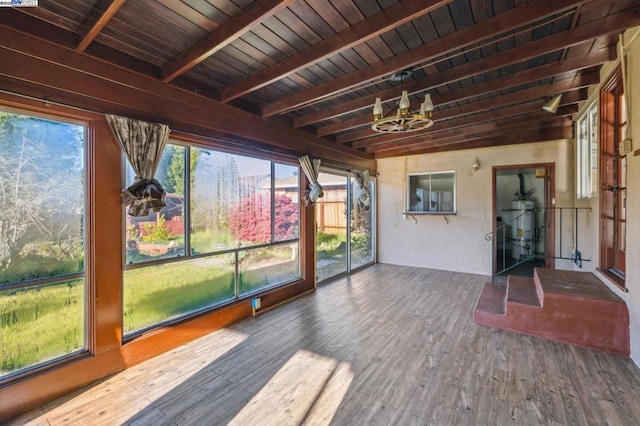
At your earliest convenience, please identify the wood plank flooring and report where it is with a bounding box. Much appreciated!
[8,264,640,425]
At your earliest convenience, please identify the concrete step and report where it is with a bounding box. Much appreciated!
[474,282,506,317]
[474,268,630,355]
[507,275,541,307]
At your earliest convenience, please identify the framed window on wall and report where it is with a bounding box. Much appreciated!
[123,143,301,336]
[576,102,598,199]
[0,109,87,382]
[407,171,456,214]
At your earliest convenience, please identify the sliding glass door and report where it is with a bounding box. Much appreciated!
[315,172,348,282]
[350,176,375,269]
[315,171,375,283]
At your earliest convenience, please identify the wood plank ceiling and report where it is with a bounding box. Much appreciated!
[2,0,639,158]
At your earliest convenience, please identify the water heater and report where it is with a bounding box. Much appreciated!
[512,200,535,260]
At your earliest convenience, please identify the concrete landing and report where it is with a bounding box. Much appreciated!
[474,268,629,356]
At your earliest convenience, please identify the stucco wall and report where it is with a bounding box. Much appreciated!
[377,139,573,276]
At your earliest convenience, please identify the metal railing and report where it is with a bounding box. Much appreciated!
[485,207,591,281]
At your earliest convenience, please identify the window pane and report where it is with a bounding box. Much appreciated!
[123,255,235,334]
[125,144,186,264]
[191,150,271,254]
[316,172,348,282]
[1,279,85,376]
[238,243,300,296]
[274,164,300,242]
[351,179,375,269]
[589,105,599,197]
[0,112,85,284]
[408,172,455,213]
[576,115,589,199]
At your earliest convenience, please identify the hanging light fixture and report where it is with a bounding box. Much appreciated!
[372,70,434,133]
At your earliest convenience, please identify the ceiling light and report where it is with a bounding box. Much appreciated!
[542,94,562,113]
[372,70,434,133]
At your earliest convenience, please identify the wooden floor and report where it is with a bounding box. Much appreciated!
[9,264,640,425]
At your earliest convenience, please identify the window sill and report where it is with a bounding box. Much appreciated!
[596,268,627,293]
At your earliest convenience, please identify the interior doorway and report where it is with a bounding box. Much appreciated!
[493,164,555,279]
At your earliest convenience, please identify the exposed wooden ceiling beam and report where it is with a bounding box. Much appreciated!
[262,0,590,118]
[342,70,597,145]
[1,8,77,48]
[292,3,640,129]
[0,25,374,171]
[364,105,578,154]
[373,124,574,158]
[76,0,127,53]
[219,0,453,103]
[161,0,296,83]
[316,46,613,137]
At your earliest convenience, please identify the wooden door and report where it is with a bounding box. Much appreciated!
[599,67,626,283]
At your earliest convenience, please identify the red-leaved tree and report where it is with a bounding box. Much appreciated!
[229,194,299,244]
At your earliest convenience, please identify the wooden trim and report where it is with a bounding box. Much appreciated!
[546,165,556,269]
[598,64,626,286]
[491,162,556,275]
[596,267,628,293]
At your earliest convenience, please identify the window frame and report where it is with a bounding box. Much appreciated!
[576,101,598,199]
[406,171,457,214]
[121,141,302,337]
[0,106,90,383]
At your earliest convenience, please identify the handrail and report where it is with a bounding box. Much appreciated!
[485,206,592,281]
[484,209,531,241]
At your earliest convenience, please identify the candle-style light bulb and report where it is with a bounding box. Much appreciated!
[423,93,433,111]
[399,90,410,110]
[373,97,383,116]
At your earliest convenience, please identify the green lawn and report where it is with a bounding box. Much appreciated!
[1,250,301,377]
[1,279,84,374]
[124,257,235,333]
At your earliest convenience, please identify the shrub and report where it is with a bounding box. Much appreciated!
[142,215,172,242]
[317,231,338,244]
[229,194,298,244]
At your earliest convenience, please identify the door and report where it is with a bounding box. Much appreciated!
[315,171,348,282]
[493,164,554,276]
[600,67,626,282]
[315,171,376,283]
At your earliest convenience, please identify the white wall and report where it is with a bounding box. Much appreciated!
[575,27,640,365]
[377,139,573,275]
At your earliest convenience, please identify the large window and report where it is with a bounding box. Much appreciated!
[124,144,300,335]
[576,102,598,199]
[407,171,456,214]
[0,110,86,380]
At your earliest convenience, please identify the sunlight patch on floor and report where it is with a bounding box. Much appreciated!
[14,329,248,425]
[229,350,353,426]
